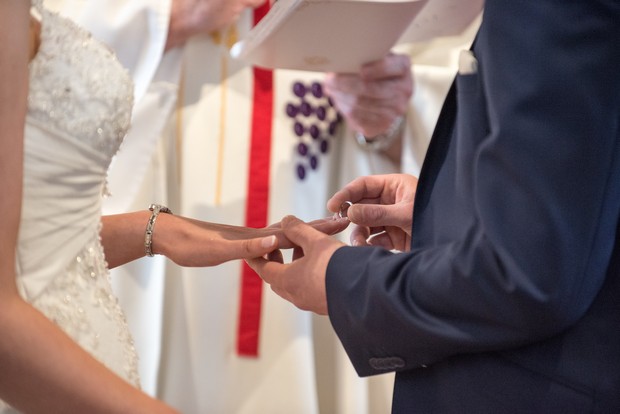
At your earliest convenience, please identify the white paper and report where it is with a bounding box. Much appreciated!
[230,0,429,73]
[397,0,484,44]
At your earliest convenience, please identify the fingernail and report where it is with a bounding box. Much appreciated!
[262,235,276,248]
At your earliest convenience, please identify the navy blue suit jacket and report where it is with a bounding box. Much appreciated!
[326,0,620,412]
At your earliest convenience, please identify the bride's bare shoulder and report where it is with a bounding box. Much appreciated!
[29,14,41,62]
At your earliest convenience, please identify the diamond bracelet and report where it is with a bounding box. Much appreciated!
[145,204,172,257]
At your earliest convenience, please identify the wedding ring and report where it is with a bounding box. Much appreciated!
[339,201,353,219]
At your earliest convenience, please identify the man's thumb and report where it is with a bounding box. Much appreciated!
[281,215,320,247]
[348,203,412,230]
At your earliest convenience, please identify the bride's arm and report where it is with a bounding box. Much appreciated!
[100,211,349,269]
[0,4,177,413]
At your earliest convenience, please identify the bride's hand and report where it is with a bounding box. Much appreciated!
[158,214,349,267]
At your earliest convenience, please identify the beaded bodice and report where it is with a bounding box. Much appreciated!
[0,3,139,411]
[28,0,133,156]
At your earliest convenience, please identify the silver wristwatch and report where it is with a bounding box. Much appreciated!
[354,116,404,152]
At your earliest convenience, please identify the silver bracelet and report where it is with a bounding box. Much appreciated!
[354,116,404,152]
[145,203,172,257]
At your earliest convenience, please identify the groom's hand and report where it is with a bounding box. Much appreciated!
[327,173,417,251]
[246,215,345,315]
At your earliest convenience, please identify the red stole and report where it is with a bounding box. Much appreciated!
[237,2,274,357]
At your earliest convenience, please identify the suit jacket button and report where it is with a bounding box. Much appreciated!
[369,357,405,371]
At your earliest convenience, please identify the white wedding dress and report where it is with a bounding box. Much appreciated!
[0,1,139,411]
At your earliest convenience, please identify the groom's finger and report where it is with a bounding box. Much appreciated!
[327,175,387,213]
[246,255,285,285]
[203,236,272,266]
[307,216,350,235]
[350,224,371,247]
[280,215,326,248]
[246,257,300,306]
[267,249,284,264]
[347,202,412,230]
[367,231,395,250]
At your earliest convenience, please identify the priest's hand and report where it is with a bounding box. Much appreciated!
[166,0,265,50]
[246,215,346,315]
[324,53,412,139]
[327,173,417,252]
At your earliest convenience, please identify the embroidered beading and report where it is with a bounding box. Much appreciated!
[30,229,141,388]
[27,6,133,159]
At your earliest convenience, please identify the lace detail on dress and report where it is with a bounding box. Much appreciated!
[27,6,133,159]
[30,228,141,388]
[1,233,141,412]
